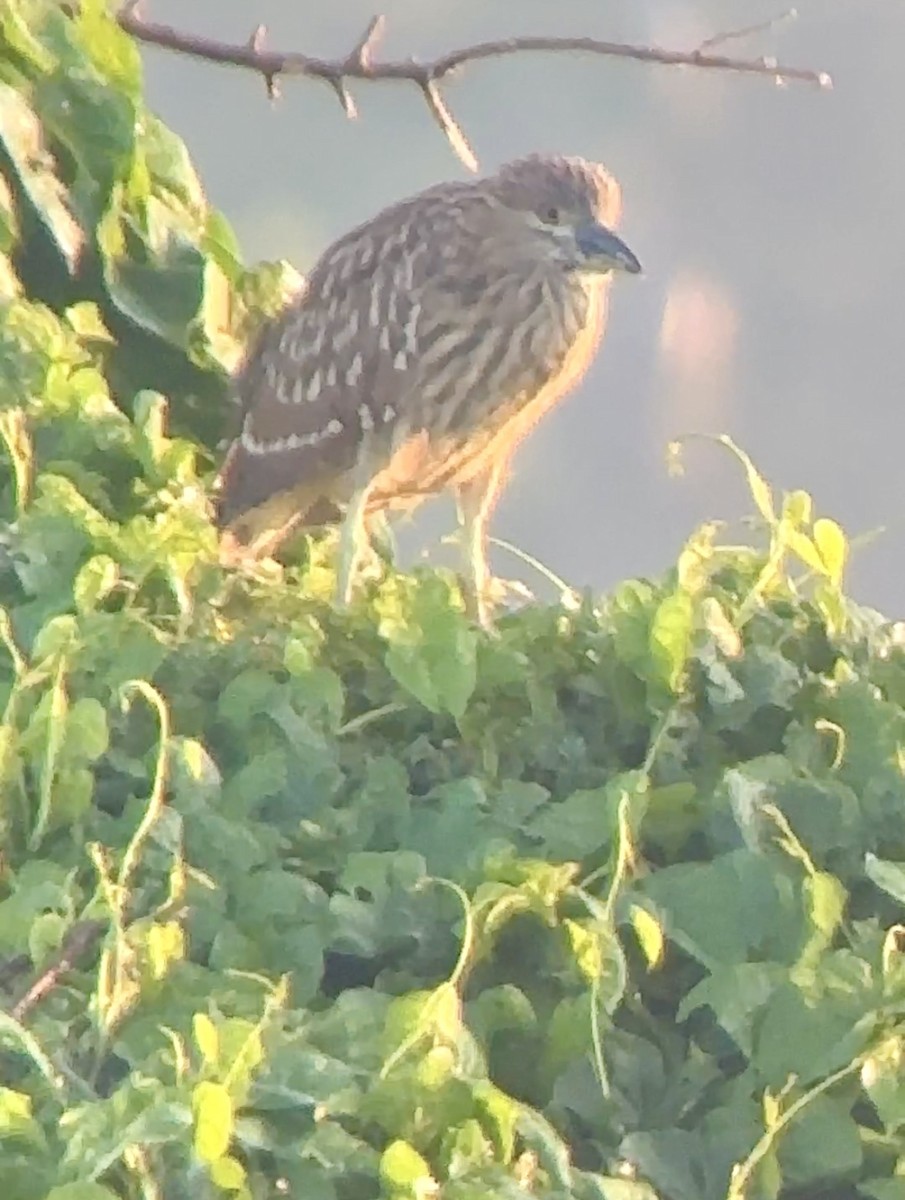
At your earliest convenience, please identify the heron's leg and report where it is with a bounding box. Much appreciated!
[336,484,375,607]
[454,459,508,629]
[365,508,397,569]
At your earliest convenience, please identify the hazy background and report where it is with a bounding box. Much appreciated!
[139,0,903,615]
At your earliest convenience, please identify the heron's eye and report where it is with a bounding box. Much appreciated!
[544,206,561,225]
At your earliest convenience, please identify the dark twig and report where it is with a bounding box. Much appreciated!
[699,8,798,52]
[116,2,832,170]
[10,920,106,1022]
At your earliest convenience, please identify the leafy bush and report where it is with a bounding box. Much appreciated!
[3,5,905,1200]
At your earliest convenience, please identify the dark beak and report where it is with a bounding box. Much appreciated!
[575,221,642,275]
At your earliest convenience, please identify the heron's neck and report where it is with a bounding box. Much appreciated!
[556,268,608,340]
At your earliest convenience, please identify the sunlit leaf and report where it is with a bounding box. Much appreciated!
[192,1081,233,1163]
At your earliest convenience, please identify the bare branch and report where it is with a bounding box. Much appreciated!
[116,1,832,170]
[9,920,106,1022]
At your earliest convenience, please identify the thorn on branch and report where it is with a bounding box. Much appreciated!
[331,78,357,119]
[419,80,477,173]
[349,15,386,74]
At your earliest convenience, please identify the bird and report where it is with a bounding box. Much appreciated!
[215,153,641,627]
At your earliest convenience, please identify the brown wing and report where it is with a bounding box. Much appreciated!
[214,186,474,541]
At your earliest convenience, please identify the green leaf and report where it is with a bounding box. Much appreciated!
[27,910,65,964]
[564,919,603,983]
[629,905,664,969]
[65,697,108,762]
[379,1139,433,1192]
[192,1081,233,1163]
[813,517,847,586]
[0,1086,44,1148]
[862,1038,905,1132]
[527,787,617,860]
[0,83,84,273]
[209,1155,246,1190]
[865,854,905,905]
[98,206,208,350]
[73,555,119,613]
[73,0,143,101]
[721,434,776,525]
[755,982,866,1087]
[516,1106,572,1188]
[45,1187,121,1200]
[145,920,184,981]
[640,849,786,967]
[649,588,695,691]
[379,576,477,718]
[473,1082,520,1162]
[193,1012,219,1068]
[860,1181,905,1200]
[778,1095,862,1186]
[782,489,813,527]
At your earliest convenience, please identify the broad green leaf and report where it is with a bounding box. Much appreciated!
[649,588,695,691]
[527,787,617,859]
[65,697,108,762]
[782,489,813,527]
[726,435,775,524]
[194,1013,219,1069]
[813,517,847,586]
[860,1181,905,1200]
[862,1037,905,1132]
[74,0,143,100]
[379,1140,433,1192]
[866,854,905,906]
[630,904,664,969]
[804,871,846,941]
[0,83,84,272]
[619,1129,711,1200]
[417,1045,456,1089]
[27,910,65,964]
[146,921,185,981]
[209,1155,246,1190]
[217,1018,264,1097]
[778,1095,862,1186]
[193,1081,233,1163]
[640,850,785,967]
[755,982,866,1087]
[785,528,826,575]
[378,576,477,718]
[45,1187,120,1200]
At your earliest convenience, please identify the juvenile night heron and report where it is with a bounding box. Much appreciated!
[215,153,640,625]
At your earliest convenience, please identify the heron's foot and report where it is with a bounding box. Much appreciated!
[367,514,398,569]
[335,543,361,610]
[464,573,540,629]
[332,488,378,609]
[458,572,511,631]
[218,533,285,583]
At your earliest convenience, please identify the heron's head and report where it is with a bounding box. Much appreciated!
[486,154,641,277]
